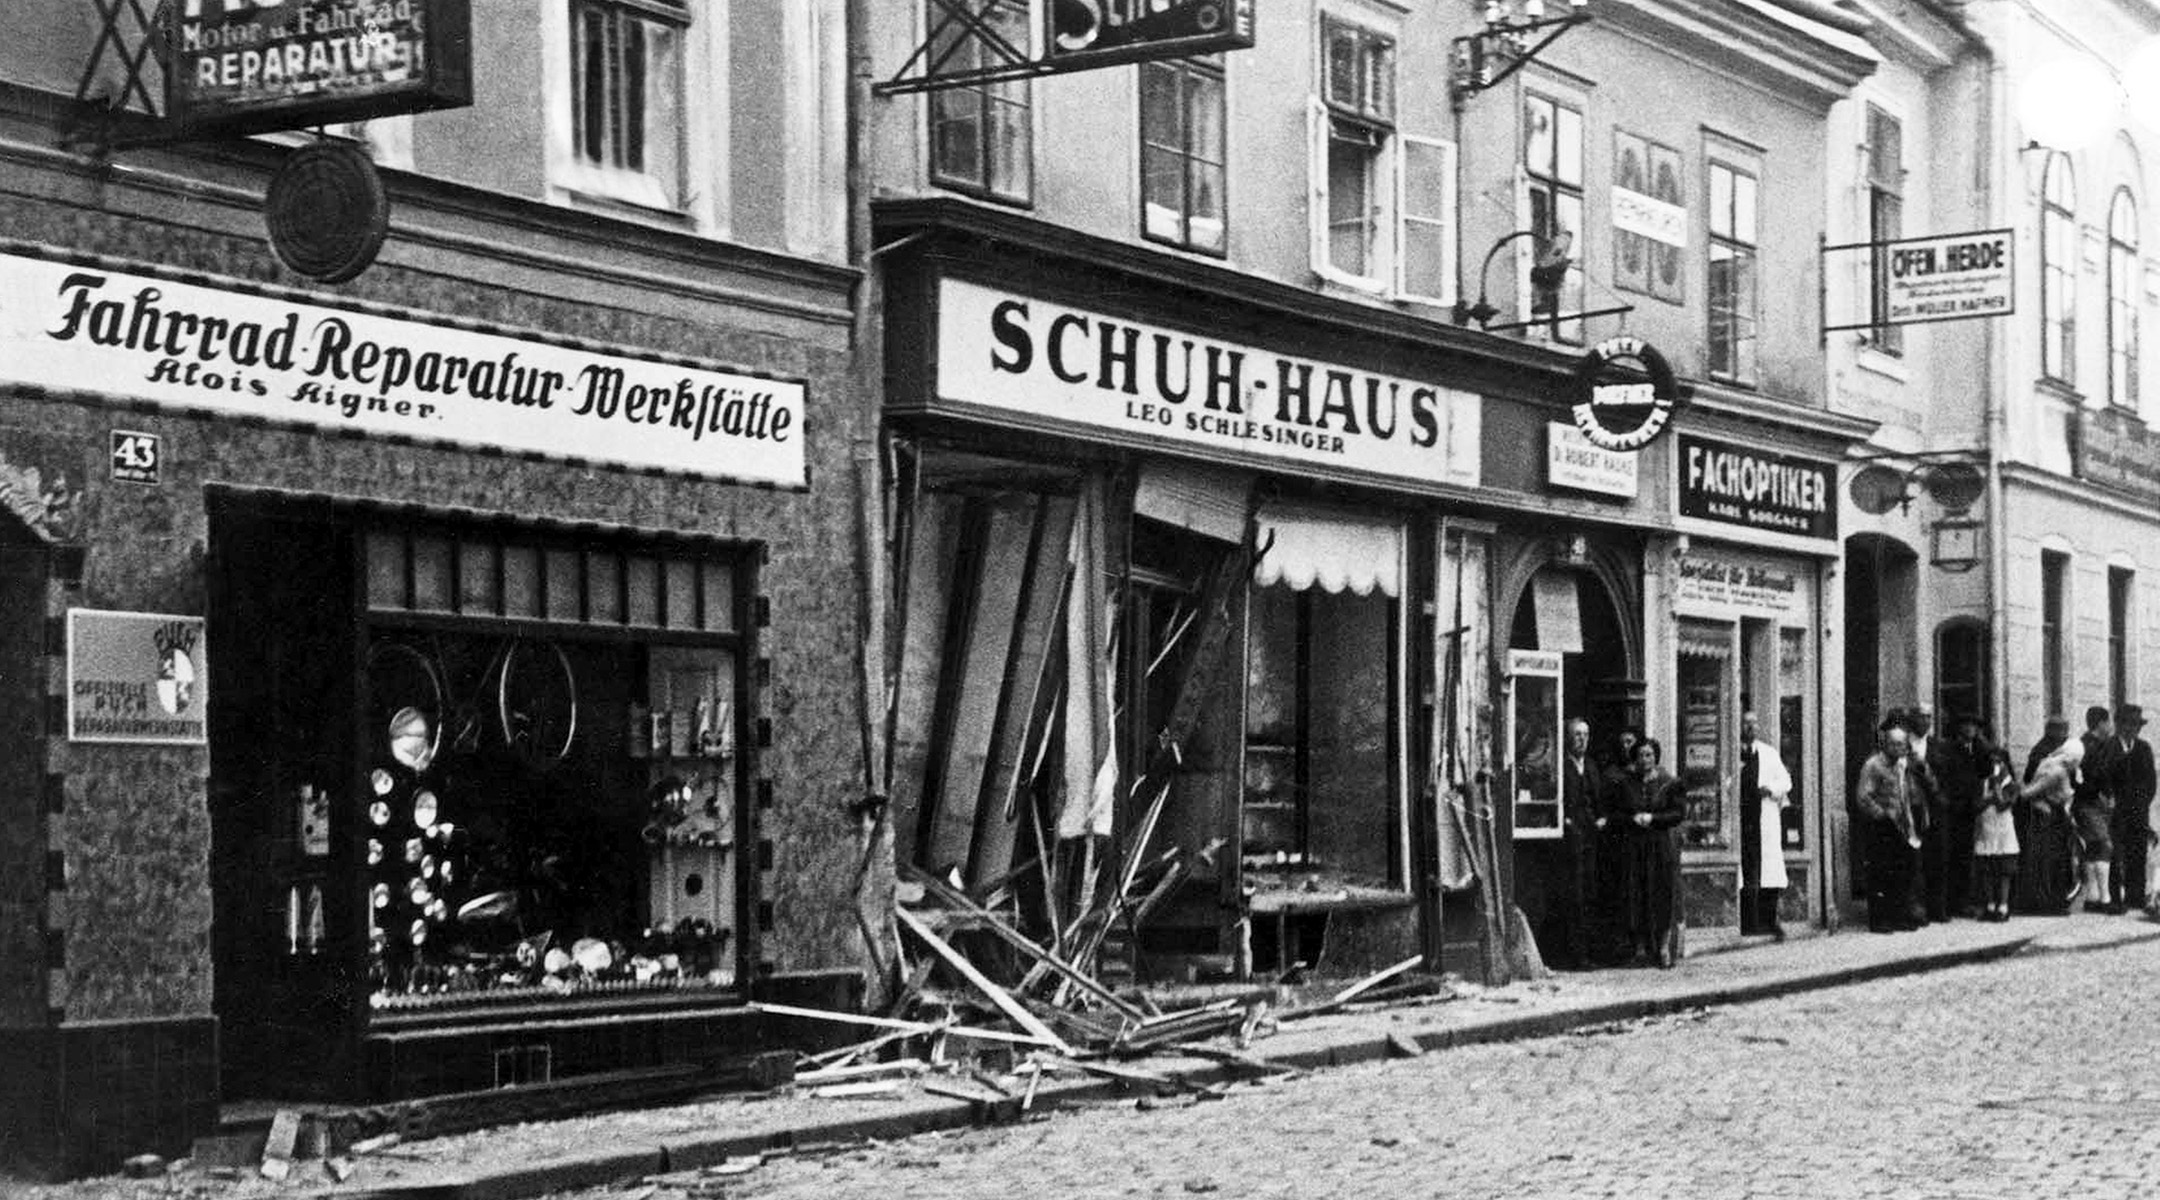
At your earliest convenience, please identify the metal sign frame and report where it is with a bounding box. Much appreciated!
[1820,227,2017,337]
[878,0,1255,96]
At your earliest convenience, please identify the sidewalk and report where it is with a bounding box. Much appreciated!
[22,912,2160,1200]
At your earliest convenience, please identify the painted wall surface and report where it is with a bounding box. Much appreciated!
[1999,480,2160,736]
[5,0,847,262]
[0,146,867,1024]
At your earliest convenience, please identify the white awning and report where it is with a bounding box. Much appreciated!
[1253,503,1404,597]
[1132,461,1254,543]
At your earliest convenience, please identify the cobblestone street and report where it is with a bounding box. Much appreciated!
[560,926,2160,1200]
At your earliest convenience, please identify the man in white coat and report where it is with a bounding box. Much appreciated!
[1739,710,1794,940]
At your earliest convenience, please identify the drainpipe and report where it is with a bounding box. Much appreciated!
[1973,34,2011,740]
[845,0,899,1005]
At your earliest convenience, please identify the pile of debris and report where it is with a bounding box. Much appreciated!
[755,854,1447,1101]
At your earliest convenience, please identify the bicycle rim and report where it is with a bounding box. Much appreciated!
[367,639,445,770]
[499,639,578,768]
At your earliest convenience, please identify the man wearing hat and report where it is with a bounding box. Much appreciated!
[2108,704,2155,913]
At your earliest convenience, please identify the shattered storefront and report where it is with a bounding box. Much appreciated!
[875,205,1566,987]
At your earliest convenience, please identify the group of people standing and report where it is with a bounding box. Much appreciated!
[1555,718,1778,970]
[1853,702,2158,933]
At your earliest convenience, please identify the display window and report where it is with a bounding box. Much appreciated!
[1676,618,1731,848]
[1240,504,1408,886]
[1503,650,1564,837]
[358,527,749,1014]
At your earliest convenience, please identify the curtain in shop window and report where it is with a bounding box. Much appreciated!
[1253,503,1404,596]
[1059,482,1118,840]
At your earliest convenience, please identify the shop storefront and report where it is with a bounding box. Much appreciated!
[873,200,1576,986]
[0,191,866,1175]
[1661,430,1842,936]
[1489,414,1658,971]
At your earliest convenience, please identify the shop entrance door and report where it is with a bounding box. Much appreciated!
[207,499,360,1101]
[1508,567,1635,969]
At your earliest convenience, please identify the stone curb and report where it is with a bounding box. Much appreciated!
[300,931,2063,1200]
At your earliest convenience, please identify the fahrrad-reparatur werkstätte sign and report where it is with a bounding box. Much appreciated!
[166,0,473,139]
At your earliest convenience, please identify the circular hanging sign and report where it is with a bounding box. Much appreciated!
[1571,336,1680,452]
[264,139,389,285]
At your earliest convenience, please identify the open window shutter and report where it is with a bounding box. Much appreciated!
[1397,134,1457,306]
[1308,95,1332,279]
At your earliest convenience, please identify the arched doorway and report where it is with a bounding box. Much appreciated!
[1502,552,1639,968]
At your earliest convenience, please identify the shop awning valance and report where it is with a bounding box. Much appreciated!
[1677,620,1732,660]
[1253,504,1404,597]
[1133,461,1254,543]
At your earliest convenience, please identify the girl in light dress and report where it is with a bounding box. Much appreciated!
[1974,746,2019,922]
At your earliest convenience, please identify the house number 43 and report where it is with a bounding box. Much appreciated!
[110,430,161,485]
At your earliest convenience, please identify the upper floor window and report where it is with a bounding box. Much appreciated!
[1613,130,1683,305]
[1866,105,1905,356]
[569,0,687,209]
[2110,188,2140,411]
[928,0,1033,204]
[1306,15,1453,304]
[1524,93,1584,343]
[1708,157,1760,383]
[2042,153,2077,385]
[1141,57,1227,255]
[1313,16,1395,283]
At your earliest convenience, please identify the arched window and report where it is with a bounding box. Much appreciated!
[2043,153,2077,384]
[2111,188,2141,410]
[1935,618,1992,736]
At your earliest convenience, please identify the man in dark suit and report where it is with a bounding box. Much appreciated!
[1933,713,1988,919]
[2108,704,2155,913]
[1559,717,1605,966]
[1905,706,1949,923]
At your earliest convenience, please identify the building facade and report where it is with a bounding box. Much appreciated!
[861,0,1875,985]
[0,0,870,1178]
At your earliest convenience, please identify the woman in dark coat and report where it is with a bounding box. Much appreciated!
[1605,736,1688,967]
[2014,738,2081,914]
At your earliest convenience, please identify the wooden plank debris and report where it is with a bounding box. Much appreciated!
[794,1059,931,1086]
[895,905,1073,1053]
[748,1001,1060,1048]
[807,1080,906,1100]
[1331,955,1425,1005]
[258,1109,301,1181]
[904,864,1147,1022]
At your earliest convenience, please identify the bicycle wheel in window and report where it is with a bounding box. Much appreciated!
[367,639,445,773]
[498,638,578,769]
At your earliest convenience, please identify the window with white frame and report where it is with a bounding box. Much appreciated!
[2042,153,2077,385]
[928,0,1033,204]
[1866,104,1904,355]
[1141,57,1227,254]
[2110,188,2140,411]
[568,0,687,209]
[1306,15,1454,304]
[1524,92,1583,342]
[1708,155,1760,383]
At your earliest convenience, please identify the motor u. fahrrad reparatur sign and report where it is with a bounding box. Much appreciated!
[167,0,473,137]
[0,249,806,487]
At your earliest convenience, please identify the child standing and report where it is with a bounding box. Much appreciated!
[1975,746,2020,922]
